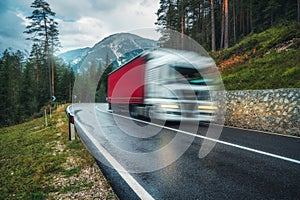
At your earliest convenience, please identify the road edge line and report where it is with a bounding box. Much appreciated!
[75,120,155,200]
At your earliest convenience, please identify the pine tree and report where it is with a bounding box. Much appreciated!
[24,0,60,99]
[24,0,57,55]
[264,0,281,26]
[20,62,37,118]
[29,43,49,108]
[0,50,24,126]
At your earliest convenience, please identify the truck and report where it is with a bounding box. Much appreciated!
[107,48,218,122]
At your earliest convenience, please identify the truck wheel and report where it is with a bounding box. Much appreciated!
[129,104,138,118]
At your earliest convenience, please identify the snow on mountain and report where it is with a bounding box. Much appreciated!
[57,47,91,72]
[57,33,158,73]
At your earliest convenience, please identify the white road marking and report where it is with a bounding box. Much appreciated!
[222,124,300,139]
[199,121,300,139]
[96,106,300,165]
[75,119,155,200]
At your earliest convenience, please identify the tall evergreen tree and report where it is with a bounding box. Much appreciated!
[24,0,60,98]
[20,62,37,118]
[29,43,49,108]
[24,0,57,55]
[0,50,24,126]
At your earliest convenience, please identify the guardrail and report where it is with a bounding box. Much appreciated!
[66,105,76,141]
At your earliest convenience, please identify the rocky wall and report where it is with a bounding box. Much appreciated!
[223,89,299,136]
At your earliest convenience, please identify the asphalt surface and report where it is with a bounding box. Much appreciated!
[71,103,300,200]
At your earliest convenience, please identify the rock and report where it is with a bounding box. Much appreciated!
[283,112,287,116]
[276,118,281,123]
[263,94,269,102]
[284,98,289,104]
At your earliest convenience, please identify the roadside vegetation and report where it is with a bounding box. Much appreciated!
[0,105,118,199]
[213,23,300,90]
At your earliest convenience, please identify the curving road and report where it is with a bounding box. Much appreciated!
[70,103,300,200]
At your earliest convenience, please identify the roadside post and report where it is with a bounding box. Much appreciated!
[66,105,76,141]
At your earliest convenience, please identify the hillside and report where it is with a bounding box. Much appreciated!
[213,23,300,90]
[0,105,117,199]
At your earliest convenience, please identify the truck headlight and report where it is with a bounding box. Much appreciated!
[198,105,217,110]
[161,104,180,109]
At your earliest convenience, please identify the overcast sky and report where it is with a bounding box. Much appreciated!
[0,0,160,54]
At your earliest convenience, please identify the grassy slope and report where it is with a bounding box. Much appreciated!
[212,23,300,90]
[0,105,117,199]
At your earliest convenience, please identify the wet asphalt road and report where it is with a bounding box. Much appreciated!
[71,103,300,200]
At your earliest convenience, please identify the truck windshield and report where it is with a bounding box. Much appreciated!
[169,66,208,86]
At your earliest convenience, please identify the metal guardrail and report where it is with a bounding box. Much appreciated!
[66,105,76,141]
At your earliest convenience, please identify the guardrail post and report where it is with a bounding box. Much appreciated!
[66,105,76,141]
[68,116,76,141]
[44,109,48,126]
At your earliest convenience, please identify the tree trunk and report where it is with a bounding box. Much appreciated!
[233,0,237,43]
[298,0,300,24]
[220,1,225,49]
[224,0,229,49]
[246,0,249,34]
[43,9,52,99]
[211,0,216,51]
[250,0,253,32]
[181,0,185,48]
[240,0,244,35]
[51,57,54,97]
[202,0,206,45]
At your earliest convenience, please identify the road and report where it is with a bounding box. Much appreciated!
[71,103,300,200]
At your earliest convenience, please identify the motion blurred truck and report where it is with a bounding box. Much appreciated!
[107,48,218,122]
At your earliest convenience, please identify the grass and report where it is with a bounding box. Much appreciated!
[0,105,117,199]
[0,116,63,199]
[221,49,300,90]
[212,23,300,90]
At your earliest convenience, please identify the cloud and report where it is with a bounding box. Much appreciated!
[55,0,160,53]
[0,0,32,53]
[0,0,160,54]
[57,17,109,51]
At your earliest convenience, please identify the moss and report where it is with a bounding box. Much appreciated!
[214,23,300,90]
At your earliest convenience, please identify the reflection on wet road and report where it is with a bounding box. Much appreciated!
[72,103,300,200]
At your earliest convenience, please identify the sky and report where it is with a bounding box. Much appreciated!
[0,0,160,54]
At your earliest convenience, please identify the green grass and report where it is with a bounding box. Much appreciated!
[222,49,300,90]
[212,23,300,90]
[0,117,64,199]
[0,105,115,199]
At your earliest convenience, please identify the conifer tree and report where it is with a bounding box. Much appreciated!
[24,0,60,98]
[0,50,24,126]
[20,62,37,118]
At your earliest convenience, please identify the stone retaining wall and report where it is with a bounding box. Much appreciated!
[224,88,299,136]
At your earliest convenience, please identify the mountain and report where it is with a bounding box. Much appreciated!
[58,33,159,73]
[58,47,91,67]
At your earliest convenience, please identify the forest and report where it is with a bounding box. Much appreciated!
[0,0,74,127]
[1,0,299,127]
[156,0,300,50]
[156,0,300,89]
